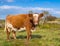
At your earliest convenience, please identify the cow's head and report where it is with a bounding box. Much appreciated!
[28,13,44,27]
[33,13,44,26]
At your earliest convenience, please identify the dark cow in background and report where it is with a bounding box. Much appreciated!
[4,13,44,40]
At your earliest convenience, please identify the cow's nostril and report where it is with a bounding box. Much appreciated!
[35,23,38,25]
[35,25,38,27]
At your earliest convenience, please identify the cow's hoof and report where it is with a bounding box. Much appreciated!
[6,39,10,41]
[14,38,17,40]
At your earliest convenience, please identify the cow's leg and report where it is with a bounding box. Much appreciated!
[6,28,11,41]
[12,31,16,39]
[27,31,31,40]
[26,27,32,40]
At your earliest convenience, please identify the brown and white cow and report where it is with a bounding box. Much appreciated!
[5,13,44,40]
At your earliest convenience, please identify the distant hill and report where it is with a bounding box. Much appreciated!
[56,18,60,21]
[0,19,5,28]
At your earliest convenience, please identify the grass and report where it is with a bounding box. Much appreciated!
[0,23,60,46]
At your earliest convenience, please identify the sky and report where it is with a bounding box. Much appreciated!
[0,0,60,19]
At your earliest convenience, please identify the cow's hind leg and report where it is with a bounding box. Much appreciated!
[12,31,16,39]
[6,28,11,41]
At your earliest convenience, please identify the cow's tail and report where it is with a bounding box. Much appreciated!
[4,20,7,32]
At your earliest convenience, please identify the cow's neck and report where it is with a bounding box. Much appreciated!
[30,19,35,27]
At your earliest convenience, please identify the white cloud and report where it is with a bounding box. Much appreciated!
[0,5,60,15]
[54,11,60,14]
[0,5,21,9]
[0,0,14,3]
[0,5,54,11]
[31,7,54,11]
[7,0,14,2]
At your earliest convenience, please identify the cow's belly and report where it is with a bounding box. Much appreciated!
[6,22,36,32]
[6,22,25,31]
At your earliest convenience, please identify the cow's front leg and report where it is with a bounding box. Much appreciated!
[26,27,32,40]
[12,31,16,39]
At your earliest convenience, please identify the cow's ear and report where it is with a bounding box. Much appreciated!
[39,13,44,17]
[28,14,33,20]
[28,14,33,17]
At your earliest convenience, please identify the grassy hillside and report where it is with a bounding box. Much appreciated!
[0,23,60,46]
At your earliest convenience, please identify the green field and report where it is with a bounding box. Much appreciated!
[0,23,60,46]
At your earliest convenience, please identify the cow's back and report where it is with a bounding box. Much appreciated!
[6,14,27,29]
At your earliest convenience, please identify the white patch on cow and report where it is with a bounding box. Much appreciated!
[31,28,36,32]
[6,22,26,32]
[33,14,39,25]
[18,27,26,31]
[6,22,17,31]
[33,14,39,17]
[33,14,39,21]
